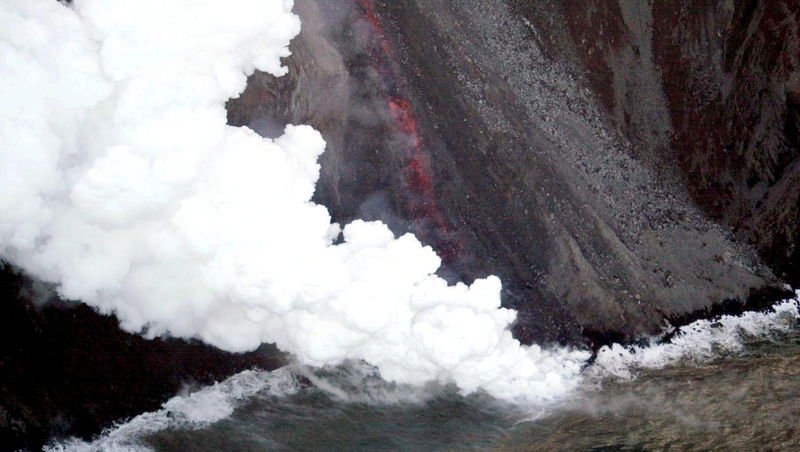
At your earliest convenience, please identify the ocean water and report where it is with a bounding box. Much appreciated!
[47,297,800,452]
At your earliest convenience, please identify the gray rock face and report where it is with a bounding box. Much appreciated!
[229,0,788,346]
[539,0,800,284]
[653,0,800,284]
[531,0,800,317]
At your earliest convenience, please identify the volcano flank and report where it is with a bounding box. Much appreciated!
[3,0,800,450]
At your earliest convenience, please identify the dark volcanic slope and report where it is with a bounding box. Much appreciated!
[0,265,285,452]
[374,0,790,343]
[548,0,800,287]
[229,0,790,348]
[654,0,800,284]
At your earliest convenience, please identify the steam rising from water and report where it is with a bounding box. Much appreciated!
[0,0,588,402]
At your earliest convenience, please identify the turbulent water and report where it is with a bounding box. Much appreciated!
[47,297,800,452]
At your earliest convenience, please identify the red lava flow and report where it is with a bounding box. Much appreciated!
[356,0,461,262]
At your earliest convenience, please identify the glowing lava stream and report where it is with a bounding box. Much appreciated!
[356,0,461,263]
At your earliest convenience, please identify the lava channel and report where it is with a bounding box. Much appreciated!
[355,0,462,263]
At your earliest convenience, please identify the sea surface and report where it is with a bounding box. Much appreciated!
[47,298,800,452]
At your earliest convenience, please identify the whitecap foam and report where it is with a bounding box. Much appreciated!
[587,294,800,381]
[44,294,800,451]
[44,368,299,452]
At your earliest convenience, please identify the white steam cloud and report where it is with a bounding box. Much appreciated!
[0,0,588,402]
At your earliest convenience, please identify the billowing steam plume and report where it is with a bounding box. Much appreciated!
[0,0,588,402]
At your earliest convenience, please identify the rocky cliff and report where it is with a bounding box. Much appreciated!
[654,0,800,284]
[542,0,800,286]
[229,0,793,347]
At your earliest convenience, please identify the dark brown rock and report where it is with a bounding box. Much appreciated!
[545,0,800,286]
[657,0,800,286]
[0,265,285,452]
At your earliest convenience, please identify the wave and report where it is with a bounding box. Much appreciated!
[47,293,800,451]
[44,368,299,452]
[587,293,800,380]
